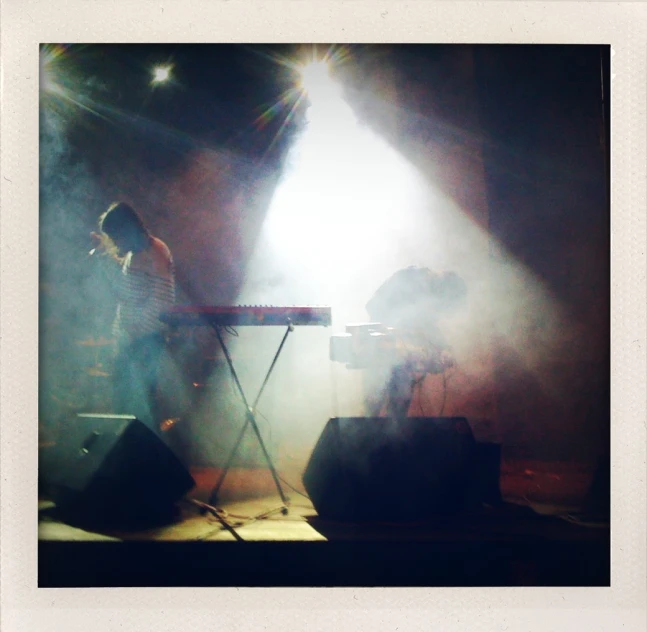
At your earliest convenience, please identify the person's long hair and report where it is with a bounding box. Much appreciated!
[98,202,151,259]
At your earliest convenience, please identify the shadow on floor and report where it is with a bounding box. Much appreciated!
[38,493,609,587]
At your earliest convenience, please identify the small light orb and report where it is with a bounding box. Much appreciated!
[151,65,172,85]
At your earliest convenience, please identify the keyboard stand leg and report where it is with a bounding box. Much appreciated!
[207,323,292,513]
[207,412,252,506]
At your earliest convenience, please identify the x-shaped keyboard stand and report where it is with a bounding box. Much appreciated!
[206,322,294,514]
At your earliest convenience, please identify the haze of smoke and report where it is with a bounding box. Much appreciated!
[39,105,114,433]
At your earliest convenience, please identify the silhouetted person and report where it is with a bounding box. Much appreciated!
[364,265,467,418]
[91,202,175,431]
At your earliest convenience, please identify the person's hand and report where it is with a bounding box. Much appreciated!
[89,231,102,254]
[89,231,112,256]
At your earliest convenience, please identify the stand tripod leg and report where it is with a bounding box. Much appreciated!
[207,412,251,506]
[247,323,293,509]
[207,324,292,511]
[251,323,293,410]
[209,408,289,510]
[206,326,252,506]
[245,408,290,508]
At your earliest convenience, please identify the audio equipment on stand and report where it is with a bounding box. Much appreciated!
[329,322,448,373]
[161,305,332,514]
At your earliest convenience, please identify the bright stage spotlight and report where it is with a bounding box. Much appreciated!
[298,60,331,96]
[150,64,173,85]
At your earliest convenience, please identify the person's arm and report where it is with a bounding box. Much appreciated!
[119,238,175,338]
[148,239,175,312]
[89,231,125,296]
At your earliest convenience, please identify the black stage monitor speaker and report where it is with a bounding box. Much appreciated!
[43,414,196,527]
[303,417,501,522]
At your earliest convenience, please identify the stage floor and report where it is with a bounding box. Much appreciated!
[38,462,610,587]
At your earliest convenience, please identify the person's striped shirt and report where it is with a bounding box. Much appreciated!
[113,236,175,342]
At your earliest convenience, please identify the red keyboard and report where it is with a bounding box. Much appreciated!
[161,305,332,327]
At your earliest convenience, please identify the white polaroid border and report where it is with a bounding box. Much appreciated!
[1,1,646,631]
